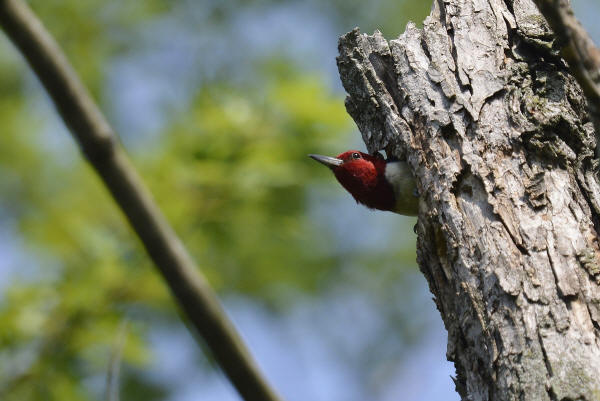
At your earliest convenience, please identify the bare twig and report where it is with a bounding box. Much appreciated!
[106,320,129,401]
[0,1,282,400]
[533,0,600,151]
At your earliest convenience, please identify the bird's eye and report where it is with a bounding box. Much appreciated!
[352,152,361,159]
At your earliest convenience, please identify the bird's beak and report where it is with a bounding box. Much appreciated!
[308,154,343,168]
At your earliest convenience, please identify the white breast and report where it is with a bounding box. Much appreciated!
[384,161,418,215]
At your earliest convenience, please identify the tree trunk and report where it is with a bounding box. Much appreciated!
[336,0,600,400]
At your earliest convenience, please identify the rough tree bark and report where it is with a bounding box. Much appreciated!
[337,0,600,400]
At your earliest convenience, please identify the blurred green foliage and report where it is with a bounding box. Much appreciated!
[0,1,427,400]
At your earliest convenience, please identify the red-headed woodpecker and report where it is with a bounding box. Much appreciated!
[309,150,418,215]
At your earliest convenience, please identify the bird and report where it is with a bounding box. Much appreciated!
[309,150,418,215]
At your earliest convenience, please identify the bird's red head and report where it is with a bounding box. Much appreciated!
[309,150,396,211]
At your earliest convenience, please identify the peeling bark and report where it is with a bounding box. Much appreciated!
[337,0,600,399]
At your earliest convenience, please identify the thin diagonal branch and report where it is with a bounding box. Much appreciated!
[0,1,283,400]
[534,0,600,151]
